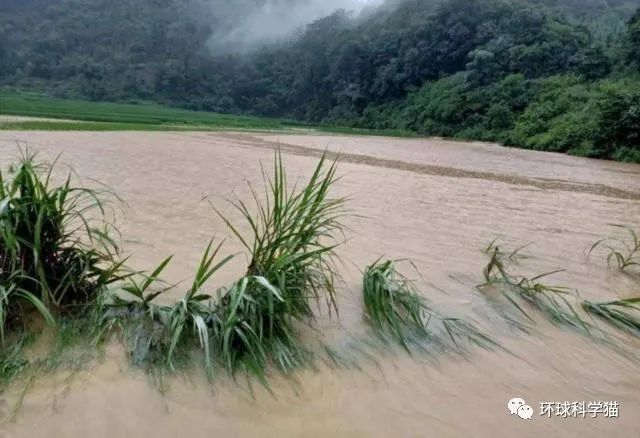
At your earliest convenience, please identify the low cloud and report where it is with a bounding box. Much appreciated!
[207,0,376,53]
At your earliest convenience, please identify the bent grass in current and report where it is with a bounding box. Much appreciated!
[479,242,595,335]
[363,259,498,353]
[479,238,640,358]
[582,226,640,339]
[588,225,640,272]
[582,298,640,337]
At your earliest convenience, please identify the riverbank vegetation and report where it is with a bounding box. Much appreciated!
[0,92,415,136]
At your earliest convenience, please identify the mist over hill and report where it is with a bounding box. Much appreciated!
[205,0,378,52]
[1,0,639,161]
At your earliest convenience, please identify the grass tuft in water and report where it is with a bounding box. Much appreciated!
[212,150,345,379]
[0,150,125,366]
[363,259,497,353]
[210,276,311,385]
[480,244,594,335]
[17,149,351,388]
[96,240,232,378]
[214,150,345,318]
[589,225,639,272]
[95,151,345,385]
[0,333,30,388]
[0,314,102,391]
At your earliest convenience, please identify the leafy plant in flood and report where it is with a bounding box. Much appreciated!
[96,151,345,384]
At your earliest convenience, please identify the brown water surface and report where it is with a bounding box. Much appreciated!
[0,131,639,437]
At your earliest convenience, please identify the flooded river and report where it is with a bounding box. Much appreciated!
[0,131,639,437]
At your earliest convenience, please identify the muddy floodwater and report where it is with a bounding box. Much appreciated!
[1,130,639,437]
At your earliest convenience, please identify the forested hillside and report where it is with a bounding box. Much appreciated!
[1,0,639,161]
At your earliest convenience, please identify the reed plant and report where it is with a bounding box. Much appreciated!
[0,151,124,343]
[212,150,345,378]
[214,151,344,318]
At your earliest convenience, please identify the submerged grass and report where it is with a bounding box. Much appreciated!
[210,276,312,385]
[0,333,30,388]
[581,226,640,339]
[480,242,594,335]
[13,147,628,392]
[480,239,640,362]
[0,149,347,390]
[589,225,640,272]
[0,315,101,390]
[583,298,640,337]
[362,259,497,353]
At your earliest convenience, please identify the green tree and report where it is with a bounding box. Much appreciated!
[626,9,640,65]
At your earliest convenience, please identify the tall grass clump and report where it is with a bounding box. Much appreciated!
[0,151,123,343]
[96,151,345,384]
[480,243,593,335]
[588,225,639,272]
[363,259,497,352]
[213,150,345,379]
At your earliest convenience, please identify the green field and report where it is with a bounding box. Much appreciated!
[0,91,415,136]
[0,91,299,130]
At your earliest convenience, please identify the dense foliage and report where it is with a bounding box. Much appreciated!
[1,0,640,161]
